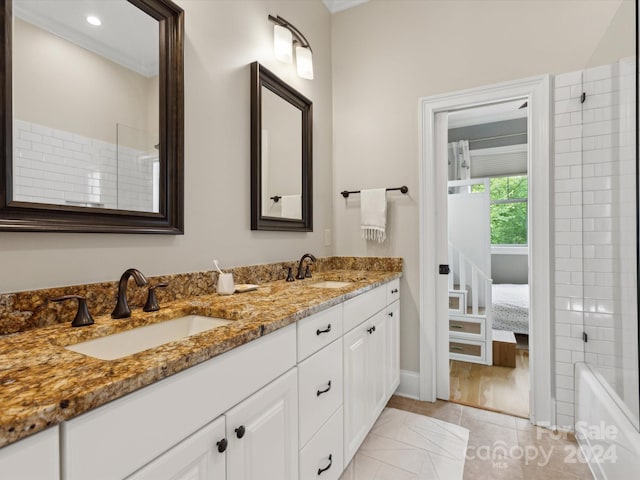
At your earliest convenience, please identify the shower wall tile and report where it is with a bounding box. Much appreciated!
[556,414,574,430]
[553,58,638,430]
[555,112,571,127]
[553,70,584,431]
[556,387,574,404]
[581,57,637,412]
[555,70,581,87]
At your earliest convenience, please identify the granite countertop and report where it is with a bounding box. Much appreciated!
[0,269,401,448]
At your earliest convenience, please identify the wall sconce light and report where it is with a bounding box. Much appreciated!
[268,15,314,80]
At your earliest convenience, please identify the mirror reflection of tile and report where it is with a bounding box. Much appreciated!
[14,120,159,212]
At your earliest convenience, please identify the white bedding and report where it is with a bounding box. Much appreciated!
[492,284,529,334]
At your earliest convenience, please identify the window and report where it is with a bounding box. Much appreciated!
[473,175,528,245]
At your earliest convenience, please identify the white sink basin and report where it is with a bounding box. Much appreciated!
[309,281,353,289]
[65,315,233,360]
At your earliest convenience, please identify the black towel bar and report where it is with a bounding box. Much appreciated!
[340,186,408,198]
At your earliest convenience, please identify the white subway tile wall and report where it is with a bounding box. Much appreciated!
[586,58,639,425]
[13,120,157,212]
[553,59,638,430]
[554,68,584,430]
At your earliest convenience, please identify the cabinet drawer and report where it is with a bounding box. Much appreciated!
[449,341,482,357]
[449,318,483,337]
[298,338,343,448]
[343,285,386,333]
[386,279,400,304]
[299,407,343,480]
[297,304,343,362]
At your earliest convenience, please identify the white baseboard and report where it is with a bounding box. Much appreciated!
[395,370,420,399]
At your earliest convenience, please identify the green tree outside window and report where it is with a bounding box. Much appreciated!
[472,176,528,245]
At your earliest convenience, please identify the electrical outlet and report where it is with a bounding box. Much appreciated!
[324,229,332,246]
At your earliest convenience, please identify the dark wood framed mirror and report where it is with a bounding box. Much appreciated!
[250,62,312,232]
[0,0,184,233]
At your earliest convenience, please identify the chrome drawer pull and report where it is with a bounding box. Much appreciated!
[317,454,333,475]
[450,324,464,329]
[451,346,464,351]
[316,324,332,335]
[316,380,332,396]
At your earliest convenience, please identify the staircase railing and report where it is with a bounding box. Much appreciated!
[448,241,493,317]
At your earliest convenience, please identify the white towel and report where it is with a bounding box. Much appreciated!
[280,194,301,219]
[361,188,387,243]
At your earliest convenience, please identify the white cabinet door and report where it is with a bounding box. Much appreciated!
[226,368,298,480]
[343,324,369,465]
[0,426,59,480]
[385,301,400,399]
[126,416,226,480]
[344,308,392,465]
[368,310,388,420]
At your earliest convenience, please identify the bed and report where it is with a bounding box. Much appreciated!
[491,284,529,335]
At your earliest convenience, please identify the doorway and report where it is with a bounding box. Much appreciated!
[445,100,530,418]
[418,75,554,427]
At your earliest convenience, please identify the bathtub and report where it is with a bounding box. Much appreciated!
[575,362,640,479]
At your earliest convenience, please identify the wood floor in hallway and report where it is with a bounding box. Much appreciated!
[449,350,529,418]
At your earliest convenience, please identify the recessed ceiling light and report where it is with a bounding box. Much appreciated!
[86,15,102,26]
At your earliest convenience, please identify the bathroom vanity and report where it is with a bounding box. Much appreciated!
[0,263,401,480]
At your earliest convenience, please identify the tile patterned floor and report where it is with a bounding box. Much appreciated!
[380,395,595,480]
[340,407,469,479]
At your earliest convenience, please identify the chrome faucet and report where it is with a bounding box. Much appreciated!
[296,253,317,280]
[111,268,149,319]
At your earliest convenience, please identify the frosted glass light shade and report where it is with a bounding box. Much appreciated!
[274,25,293,63]
[296,46,314,80]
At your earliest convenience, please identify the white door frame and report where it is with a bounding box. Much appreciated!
[418,75,555,427]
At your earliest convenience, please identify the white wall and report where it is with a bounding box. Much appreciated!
[448,189,490,305]
[491,253,528,285]
[331,0,626,372]
[14,18,157,146]
[0,0,333,293]
[586,0,636,68]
